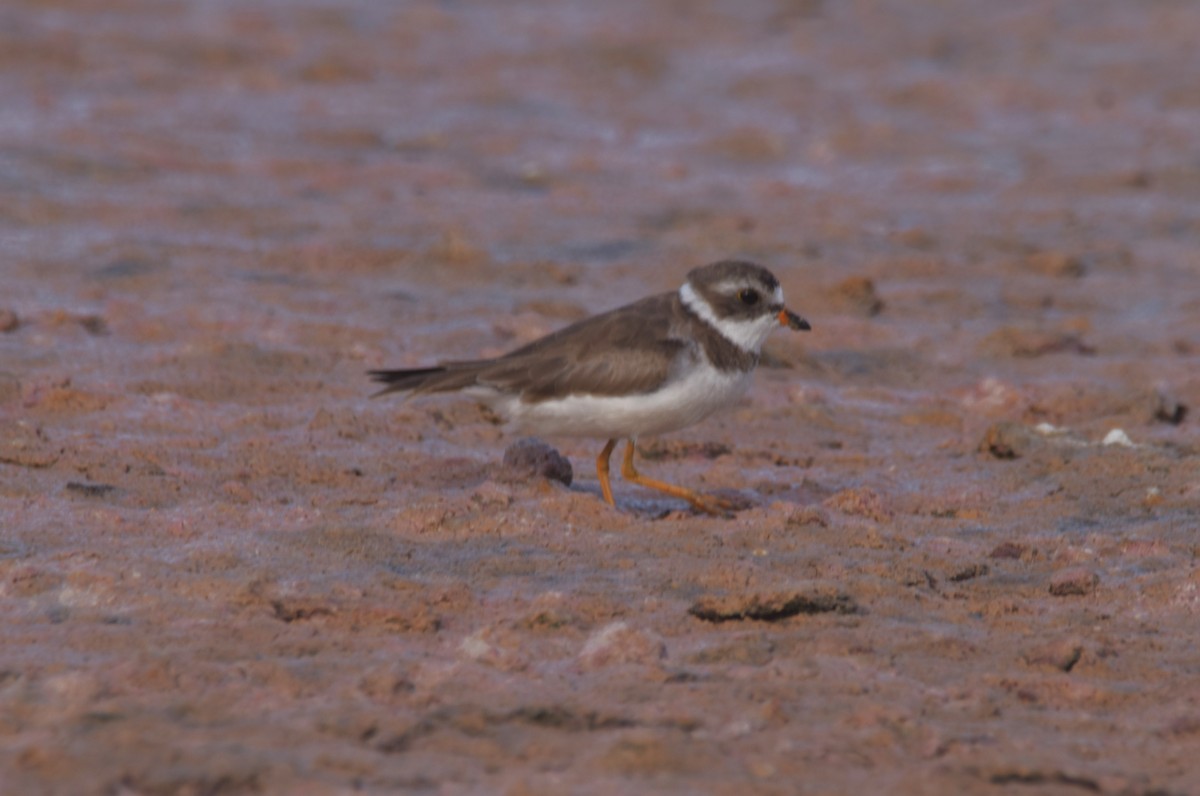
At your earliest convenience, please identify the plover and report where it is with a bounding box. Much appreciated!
[370,260,810,514]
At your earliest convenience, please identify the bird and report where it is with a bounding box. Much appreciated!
[369,260,810,514]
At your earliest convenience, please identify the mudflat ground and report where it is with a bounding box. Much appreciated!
[2,1,1199,793]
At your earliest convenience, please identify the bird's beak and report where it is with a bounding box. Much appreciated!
[778,308,811,331]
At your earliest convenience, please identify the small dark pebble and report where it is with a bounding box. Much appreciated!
[690,587,859,623]
[979,422,1030,459]
[0,309,18,333]
[828,275,884,317]
[948,563,990,582]
[64,481,118,498]
[1022,640,1083,672]
[498,437,573,487]
[78,315,109,336]
[1153,388,1188,425]
[1049,566,1100,597]
[989,542,1028,560]
[988,770,1099,790]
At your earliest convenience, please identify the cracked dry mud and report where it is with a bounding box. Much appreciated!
[2,1,1199,794]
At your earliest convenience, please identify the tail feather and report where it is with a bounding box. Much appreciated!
[368,365,484,398]
[368,367,442,396]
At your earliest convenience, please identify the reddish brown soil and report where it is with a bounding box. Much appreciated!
[2,1,1199,794]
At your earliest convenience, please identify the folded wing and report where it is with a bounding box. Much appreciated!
[370,293,688,402]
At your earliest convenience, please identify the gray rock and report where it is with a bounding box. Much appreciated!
[499,437,573,487]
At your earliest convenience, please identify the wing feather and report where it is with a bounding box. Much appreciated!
[478,293,688,402]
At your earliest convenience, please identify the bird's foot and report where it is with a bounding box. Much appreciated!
[686,491,753,517]
[687,493,733,517]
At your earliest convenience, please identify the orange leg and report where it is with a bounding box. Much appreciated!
[619,439,732,516]
[595,438,618,507]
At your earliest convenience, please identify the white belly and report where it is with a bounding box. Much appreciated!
[493,362,753,439]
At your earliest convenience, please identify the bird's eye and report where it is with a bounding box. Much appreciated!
[738,289,760,306]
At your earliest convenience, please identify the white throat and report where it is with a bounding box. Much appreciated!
[679,282,780,354]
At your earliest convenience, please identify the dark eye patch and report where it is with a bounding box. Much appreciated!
[738,288,760,306]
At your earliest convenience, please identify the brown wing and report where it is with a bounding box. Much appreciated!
[475,292,689,402]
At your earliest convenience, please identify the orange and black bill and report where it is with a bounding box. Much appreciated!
[778,309,811,331]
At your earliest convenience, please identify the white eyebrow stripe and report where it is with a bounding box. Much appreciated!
[710,280,744,293]
[708,280,786,305]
